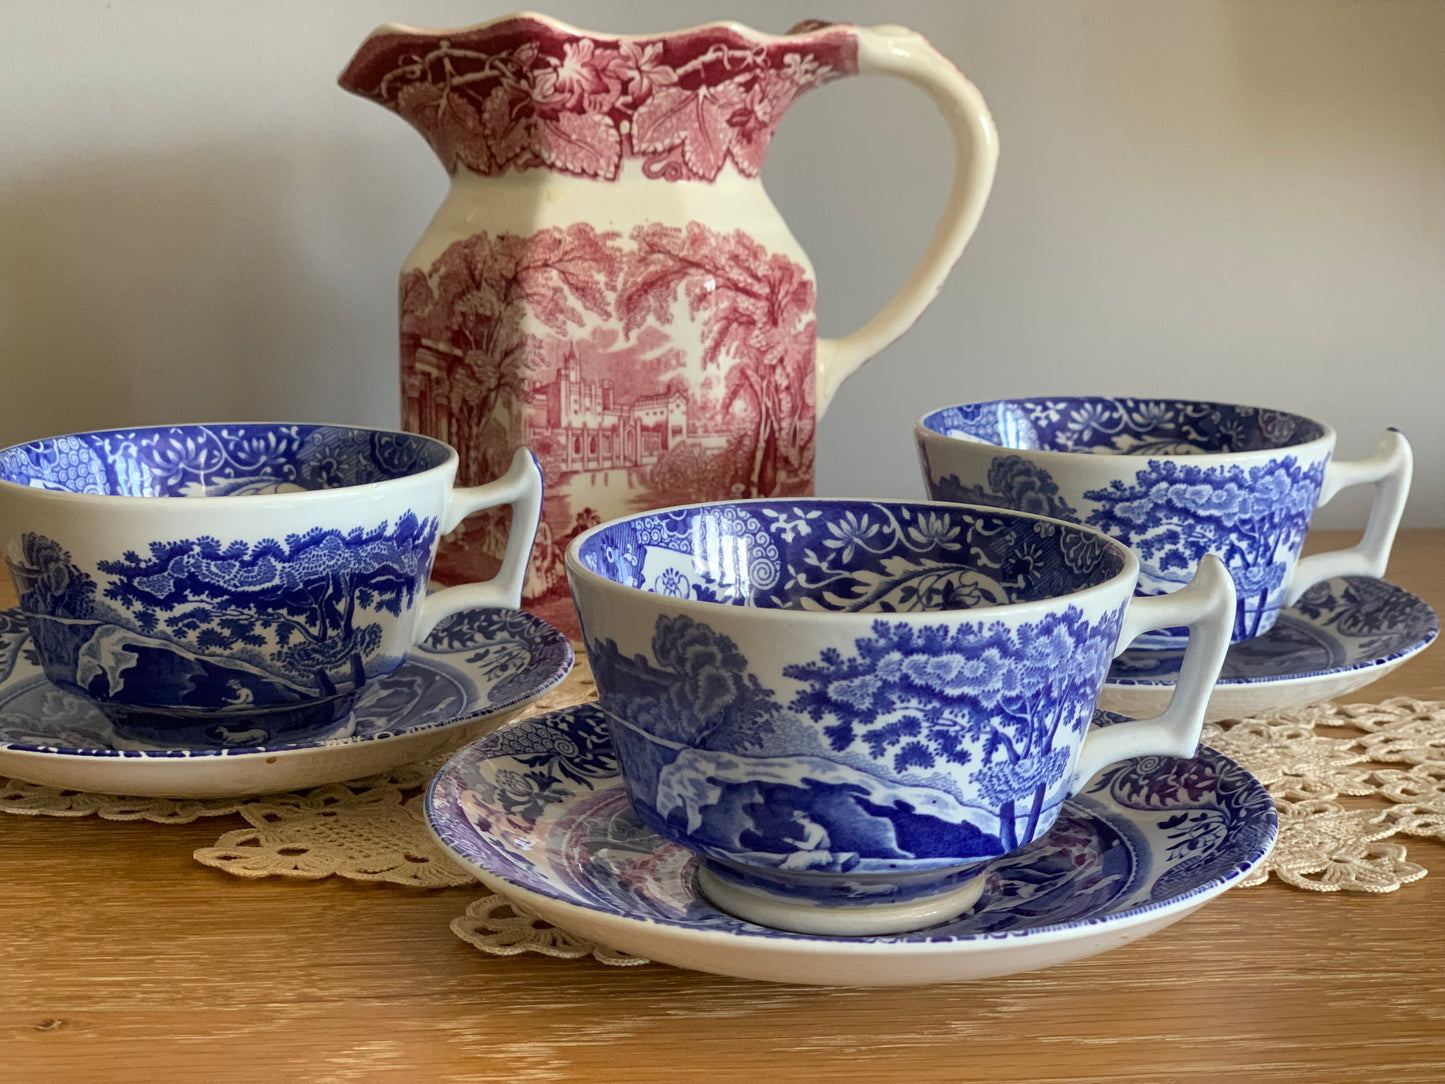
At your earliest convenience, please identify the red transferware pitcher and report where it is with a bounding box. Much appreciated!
[340,14,997,633]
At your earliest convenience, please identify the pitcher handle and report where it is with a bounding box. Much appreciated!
[413,448,544,644]
[1283,429,1412,607]
[814,24,1000,414]
[1068,556,1236,792]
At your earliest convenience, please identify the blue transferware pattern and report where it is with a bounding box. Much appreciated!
[0,605,571,754]
[574,498,1146,912]
[1110,575,1438,685]
[575,499,1124,612]
[931,455,1081,522]
[1082,456,1324,641]
[933,452,1324,635]
[589,605,1123,892]
[8,521,439,744]
[426,704,1276,943]
[0,423,461,743]
[920,401,1330,645]
[922,398,1325,456]
[0,423,450,497]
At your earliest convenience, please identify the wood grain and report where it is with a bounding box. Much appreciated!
[2,531,1442,1083]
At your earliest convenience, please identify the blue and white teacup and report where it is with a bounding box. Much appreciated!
[566,498,1234,936]
[916,397,1411,649]
[0,423,542,748]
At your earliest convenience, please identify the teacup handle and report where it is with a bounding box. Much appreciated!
[813,24,999,414]
[413,448,544,644]
[1067,555,1236,792]
[1283,429,1412,607]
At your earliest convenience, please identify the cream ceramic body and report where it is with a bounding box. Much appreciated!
[340,14,998,634]
[1100,573,1438,721]
[0,604,572,798]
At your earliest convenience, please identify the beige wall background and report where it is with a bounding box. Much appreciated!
[2,0,1441,527]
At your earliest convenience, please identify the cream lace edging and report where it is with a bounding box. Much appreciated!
[4,689,1444,967]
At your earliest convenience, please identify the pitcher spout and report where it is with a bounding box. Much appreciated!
[338,12,859,183]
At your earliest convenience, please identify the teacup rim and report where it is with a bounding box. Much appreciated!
[913,395,1338,463]
[0,420,459,505]
[564,496,1141,623]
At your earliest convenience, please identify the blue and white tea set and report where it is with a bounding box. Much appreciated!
[0,399,1433,985]
[915,397,1429,721]
[0,424,572,796]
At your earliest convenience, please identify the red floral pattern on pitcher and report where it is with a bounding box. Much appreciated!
[399,220,817,629]
[339,16,858,182]
[342,16,1000,643]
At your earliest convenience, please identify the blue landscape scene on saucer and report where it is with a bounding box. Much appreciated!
[427,704,1277,944]
[0,606,571,759]
[1109,575,1438,685]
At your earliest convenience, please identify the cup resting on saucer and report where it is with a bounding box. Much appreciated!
[916,396,1411,650]
[0,423,544,749]
[566,497,1236,936]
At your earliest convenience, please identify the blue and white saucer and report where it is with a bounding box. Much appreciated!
[427,704,1276,987]
[1101,576,1438,722]
[0,607,572,799]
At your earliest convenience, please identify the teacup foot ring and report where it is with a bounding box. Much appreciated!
[695,865,988,938]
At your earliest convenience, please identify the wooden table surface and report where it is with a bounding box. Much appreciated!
[3,530,1442,1084]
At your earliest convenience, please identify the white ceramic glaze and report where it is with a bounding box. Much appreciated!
[0,605,571,799]
[1100,574,1438,721]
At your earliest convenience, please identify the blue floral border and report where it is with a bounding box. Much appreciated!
[922,398,1326,455]
[0,423,449,497]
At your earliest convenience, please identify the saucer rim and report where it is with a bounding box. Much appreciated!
[0,606,573,762]
[1105,575,1437,689]
[426,703,1278,956]
[452,857,1214,966]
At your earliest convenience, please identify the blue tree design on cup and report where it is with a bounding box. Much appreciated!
[587,613,789,755]
[1083,458,1325,640]
[783,608,1120,851]
[932,455,1080,521]
[650,613,784,750]
[8,533,100,620]
[95,513,440,689]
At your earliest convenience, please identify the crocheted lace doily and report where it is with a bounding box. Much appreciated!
[4,683,1444,967]
[1200,698,1445,892]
